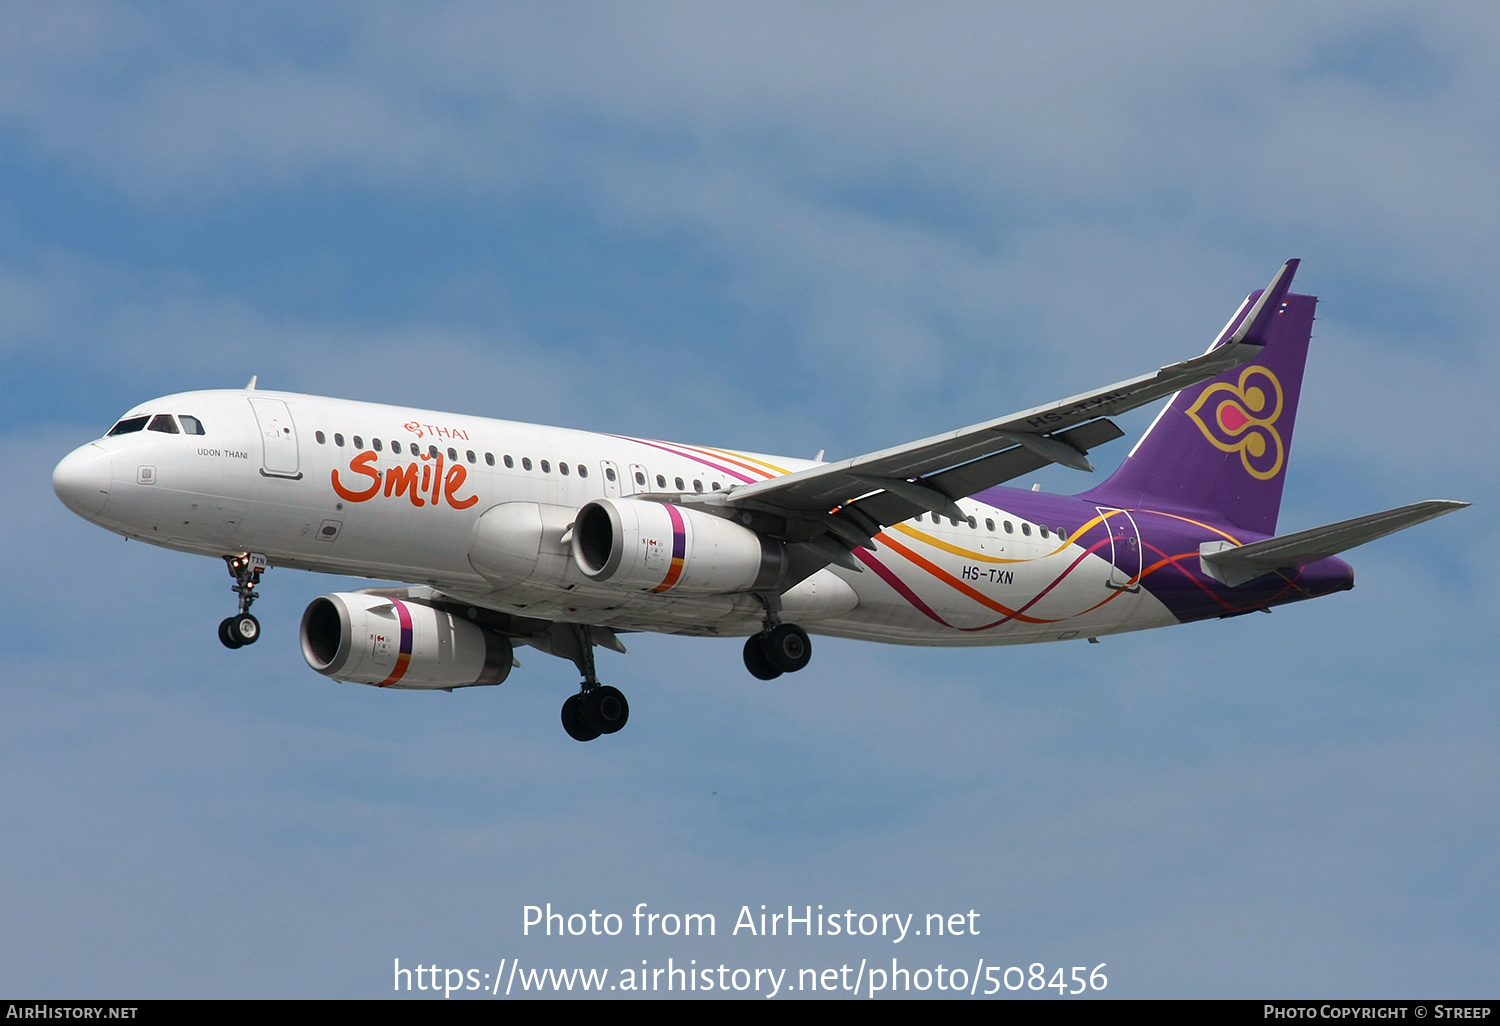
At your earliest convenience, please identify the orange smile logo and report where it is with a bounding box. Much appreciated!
[331,448,478,510]
[1185,366,1285,480]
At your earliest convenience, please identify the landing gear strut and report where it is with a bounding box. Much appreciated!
[557,624,630,742]
[742,593,812,679]
[219,553,266,649]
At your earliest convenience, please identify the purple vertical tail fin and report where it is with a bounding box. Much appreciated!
[1083,266,1315,536]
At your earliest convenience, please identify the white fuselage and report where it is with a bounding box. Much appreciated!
[55,389,1179,646]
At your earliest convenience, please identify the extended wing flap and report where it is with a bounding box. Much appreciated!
[920,419,1125,502]
[827,419,1127,537]
[1199,499,1469,587]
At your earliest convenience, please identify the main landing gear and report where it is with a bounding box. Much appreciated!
[742,594,812,680]
[557,624,630,742]
[219,553,266,649]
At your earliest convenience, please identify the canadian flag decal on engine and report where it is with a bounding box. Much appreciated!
[643,536,666,570]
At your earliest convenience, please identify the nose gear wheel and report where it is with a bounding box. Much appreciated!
[219,613,261,649]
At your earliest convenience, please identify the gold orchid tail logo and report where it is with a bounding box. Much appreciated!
[1185,366,1285,480]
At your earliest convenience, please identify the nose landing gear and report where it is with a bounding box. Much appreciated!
[219,553,266,649]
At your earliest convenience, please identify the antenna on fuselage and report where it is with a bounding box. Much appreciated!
[245,375,258,390]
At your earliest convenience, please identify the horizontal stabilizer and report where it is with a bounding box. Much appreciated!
[1200,499,1468,587]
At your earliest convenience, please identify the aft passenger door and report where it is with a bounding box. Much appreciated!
[248,398,302,479]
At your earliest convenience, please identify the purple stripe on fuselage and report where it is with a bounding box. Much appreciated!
[854,547,950,626]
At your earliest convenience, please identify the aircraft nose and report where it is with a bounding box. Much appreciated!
[53,443,112,519]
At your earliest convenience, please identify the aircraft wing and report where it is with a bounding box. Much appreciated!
[727,260,1302,541]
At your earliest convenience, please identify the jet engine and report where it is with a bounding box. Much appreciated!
[571,497,787,595]
[300,592,513,690]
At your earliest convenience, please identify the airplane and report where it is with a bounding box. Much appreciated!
[52,260,1466,741]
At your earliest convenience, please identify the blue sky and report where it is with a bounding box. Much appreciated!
[2,2,1495,998]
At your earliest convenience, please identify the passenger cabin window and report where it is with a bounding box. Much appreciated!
[448,448,458,461]
[485,453,495,466]
[634,471,646,486]
[392,441,402,454]
[353,435,363,449]
[522,457,532,471]
[334,433,345,446]
[985,518,995,532]
[467,450,476,464]
[107,416,149,436]
[504,455,514,468]
[693,480,703,493]
[656,474,666,488]
[675,477,684,491]
[577,465,588,479]
[179,415,205,435]
[148,414,179,434]
[540,460,551,473]
[1022,523,1032,536]
[559,462,569,475]
[1004,521,1014,533]
[315,431,326,444]
[428,445,439,459]
[372,438,382,452]
[1039,526,1049,539]
[604,467,615,481]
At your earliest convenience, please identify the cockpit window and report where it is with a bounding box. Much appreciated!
[148,414,180,434]
[179,415,205,435]
[107,416,149,436]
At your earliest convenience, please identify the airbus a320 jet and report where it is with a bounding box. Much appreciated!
[53,261,1465,741]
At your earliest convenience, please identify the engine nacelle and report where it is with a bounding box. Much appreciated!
[468,502,581,589]
[571,498,786,595]
[300,592,513,690]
